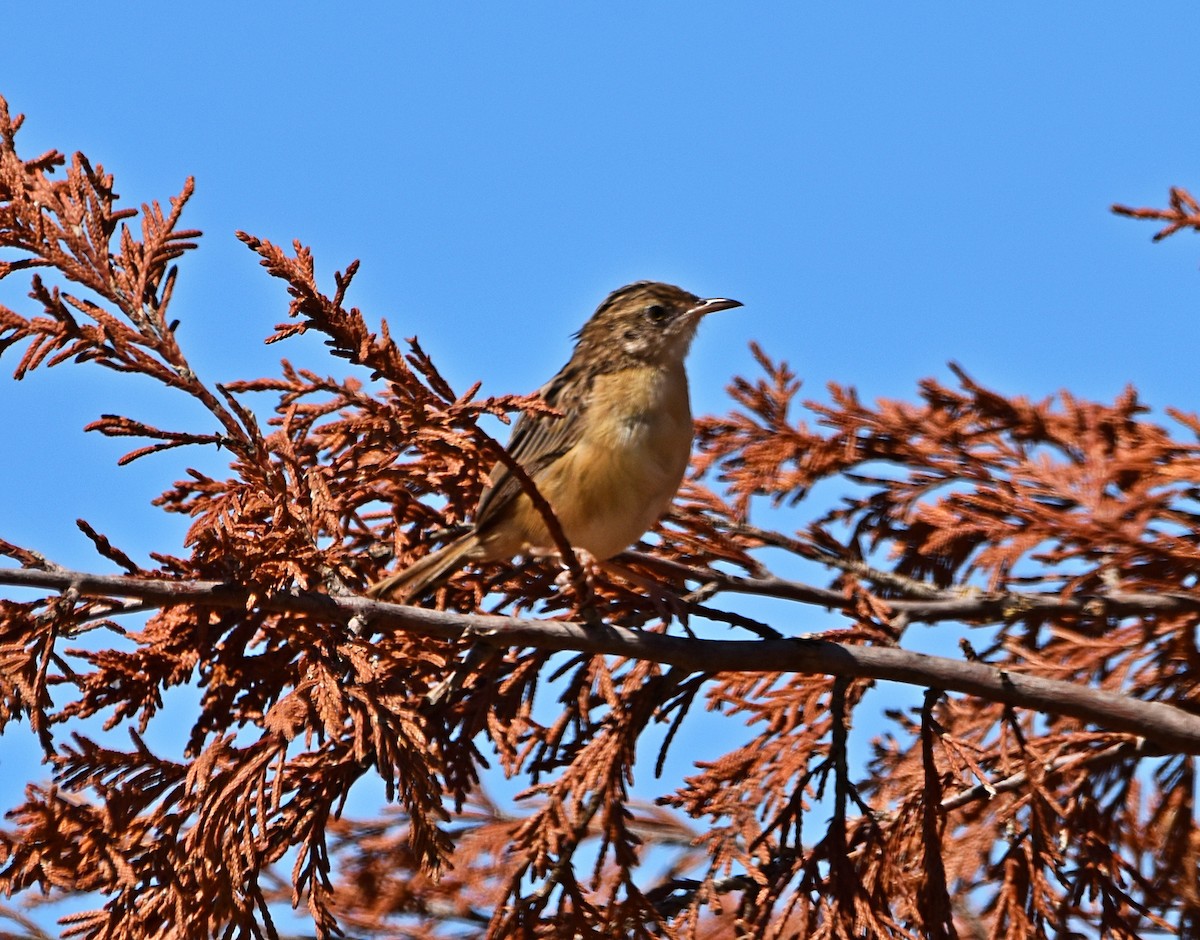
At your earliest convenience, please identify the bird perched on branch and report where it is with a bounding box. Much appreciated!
[368,281,741,601]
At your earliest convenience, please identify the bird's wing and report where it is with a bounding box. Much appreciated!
[474,360,592,529]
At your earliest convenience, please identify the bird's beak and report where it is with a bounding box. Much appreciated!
[689,297,743,318]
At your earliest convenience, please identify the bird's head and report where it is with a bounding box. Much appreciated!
[574,281,742,366]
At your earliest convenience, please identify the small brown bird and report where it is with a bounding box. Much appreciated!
[369,281,741,600]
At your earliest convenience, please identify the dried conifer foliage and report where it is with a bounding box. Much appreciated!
[2,95,1200,939]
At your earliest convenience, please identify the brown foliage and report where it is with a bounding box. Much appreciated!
[2,97,1200,938]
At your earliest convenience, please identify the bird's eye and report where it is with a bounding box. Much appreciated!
[645,303,668,323]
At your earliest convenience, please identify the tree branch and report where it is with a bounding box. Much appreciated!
[623,553,1200,626]
[4,565,1200,753]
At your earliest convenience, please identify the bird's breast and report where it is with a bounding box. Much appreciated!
[585,362,693,458]
[532,362,694,558]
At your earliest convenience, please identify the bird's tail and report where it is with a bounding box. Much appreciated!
[367,533,480,601]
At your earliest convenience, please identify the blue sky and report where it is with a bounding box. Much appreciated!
[3,2,1200,925]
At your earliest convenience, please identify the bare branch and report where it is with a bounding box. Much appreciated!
[2,565,1198,752]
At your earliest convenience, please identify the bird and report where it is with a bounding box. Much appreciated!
[368,281,741,601]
